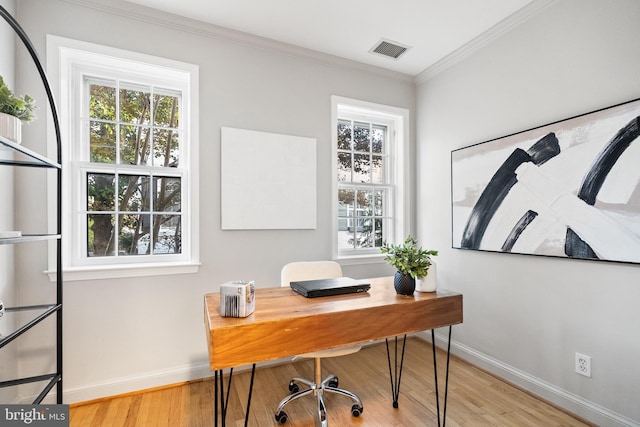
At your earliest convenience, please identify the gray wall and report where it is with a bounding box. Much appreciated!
[416,0,640,425]
[13,0,407,403]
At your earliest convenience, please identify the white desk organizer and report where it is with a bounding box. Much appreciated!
[219,280,255,317]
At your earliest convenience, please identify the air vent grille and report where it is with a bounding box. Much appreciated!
[370,39,410,60]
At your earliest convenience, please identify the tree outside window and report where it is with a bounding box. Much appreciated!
[85,80,182,258]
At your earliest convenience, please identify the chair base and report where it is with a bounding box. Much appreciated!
[275,374,363,426]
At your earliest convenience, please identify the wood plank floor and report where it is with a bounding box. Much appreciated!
[70,338,593,426]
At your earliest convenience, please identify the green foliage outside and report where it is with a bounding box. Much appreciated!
[87,82,181,257]
[381,235,438,278]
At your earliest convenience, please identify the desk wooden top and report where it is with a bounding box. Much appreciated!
[204,276,463,370]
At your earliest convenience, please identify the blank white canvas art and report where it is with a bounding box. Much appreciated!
[221,127,317,230]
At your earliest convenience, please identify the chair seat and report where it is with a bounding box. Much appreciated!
[297,345,362,359]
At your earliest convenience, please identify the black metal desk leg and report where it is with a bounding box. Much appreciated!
[244,364,257,427]
[431,327,453,427]
[214,365,257,427]
[385,335,407,408]
[214,368,232,427]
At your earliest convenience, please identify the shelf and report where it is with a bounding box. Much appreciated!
[0,234,61,245]
[0,304,62,349]
[0,135,61,169]
[0,373,62,404]
[1,4,63,404]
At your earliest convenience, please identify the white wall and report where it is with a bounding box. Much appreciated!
[12,0,407,403]
[416,0,640,425]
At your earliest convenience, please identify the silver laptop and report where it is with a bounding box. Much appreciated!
[289,277,370,298]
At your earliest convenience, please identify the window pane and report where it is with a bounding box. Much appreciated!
[153,129,180,167]
[337,119,352,150]
[90,121,116,163]
[119,175,150,212]
[337,152,351,182]
[88,214,115,257]
[119,213,150,255]
[338,189,355,216]
[153,214,181,254]
[120,125,151,166]
[87,173,115,211]
[372,155,384,184]
[153,93,180,128]
[154,176,181,212]
[120,86,151,125]
[372,124,385,154]
[353,122,370,152]
[374,189,385,216]
[373,218,384,247]
[357,190,372,216]
[353,153,370,183]
[338,189,354,250]
[89,83,116,121]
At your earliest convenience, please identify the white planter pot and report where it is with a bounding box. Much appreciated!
[0,112,22,144]
[415,262,437,292]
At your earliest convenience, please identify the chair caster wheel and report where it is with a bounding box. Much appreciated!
[351,404,363,417]
[275,410,288,424]
[328,377,339,388]
[288,381,299,393]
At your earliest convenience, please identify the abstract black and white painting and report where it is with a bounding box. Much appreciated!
[451,98,640,264]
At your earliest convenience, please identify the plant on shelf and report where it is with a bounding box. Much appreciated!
[0,75,36,144]
[0,75,36,122]
[381,235,438,295]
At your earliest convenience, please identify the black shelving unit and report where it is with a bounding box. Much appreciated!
[0,6,63,404]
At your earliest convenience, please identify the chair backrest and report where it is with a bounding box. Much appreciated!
[281,261,343,287]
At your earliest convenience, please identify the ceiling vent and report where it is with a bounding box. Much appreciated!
[369,39,411,60]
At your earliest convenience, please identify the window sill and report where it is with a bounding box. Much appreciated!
[335,253,387,266]
[46,261,201,282]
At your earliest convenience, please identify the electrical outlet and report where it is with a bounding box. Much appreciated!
[575,353,591,377]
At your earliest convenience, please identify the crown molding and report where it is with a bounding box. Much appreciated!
[59,0,414,83]
[415,0,558,85]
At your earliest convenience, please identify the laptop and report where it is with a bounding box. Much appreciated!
[289,277,371,298]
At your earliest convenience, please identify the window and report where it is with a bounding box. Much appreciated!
[48,36,199,280]
[332,96,409,259]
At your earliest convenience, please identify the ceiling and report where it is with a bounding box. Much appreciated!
[123,0,538,76]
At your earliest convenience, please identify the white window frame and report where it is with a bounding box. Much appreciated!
[331,95,410,261]
[47,36,200,281]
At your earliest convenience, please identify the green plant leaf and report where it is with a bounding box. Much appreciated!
[380,235,438,278]
[0,75,37,122]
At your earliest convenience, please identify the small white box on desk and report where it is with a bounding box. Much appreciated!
[219,280,255,317]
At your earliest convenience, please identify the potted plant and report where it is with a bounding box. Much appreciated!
[381,235,438,295]
[0,74,36,144]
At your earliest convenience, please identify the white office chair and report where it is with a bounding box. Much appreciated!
[274,261,364,426]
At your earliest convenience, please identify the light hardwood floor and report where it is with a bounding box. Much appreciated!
[70,338,593,426]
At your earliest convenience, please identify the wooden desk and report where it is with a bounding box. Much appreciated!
[204,276,463,426]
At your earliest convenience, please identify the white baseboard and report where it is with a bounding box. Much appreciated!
[62,363,213,404]
[417,331,639,427]
[62,358,288,404]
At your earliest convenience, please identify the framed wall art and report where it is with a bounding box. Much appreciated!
[451,98,640,264]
